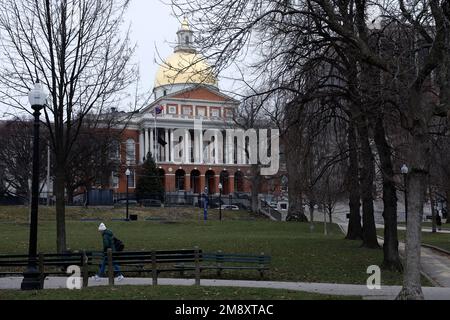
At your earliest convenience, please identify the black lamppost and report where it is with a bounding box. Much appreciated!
[401,164,409,224]
[219,183,223,221]
[21,81,48,291]
[125,168,131,221]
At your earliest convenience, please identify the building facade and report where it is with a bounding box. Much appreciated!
[113,20,286,199]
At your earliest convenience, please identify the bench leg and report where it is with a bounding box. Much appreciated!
[107,249,114,286]
[82,252,89,289]
[195,247,201,286]
[152,251,158,286]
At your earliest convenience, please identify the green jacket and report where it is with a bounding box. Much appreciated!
[102,230,116,252]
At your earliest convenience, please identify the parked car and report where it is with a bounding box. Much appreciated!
[117,199,138,205]
[218,205,240,211]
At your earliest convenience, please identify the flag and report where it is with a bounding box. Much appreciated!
[158,136,167,147]
[154,105,164,115]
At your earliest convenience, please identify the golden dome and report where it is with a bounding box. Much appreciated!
[154,51,218,88]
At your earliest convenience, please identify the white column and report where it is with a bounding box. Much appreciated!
[199,130,204,164]
[226,131,233,165]
[165,129,170,162]
[144,129,150,159]
[185,129,191,164]
[214,134,220,164]
[242,136,247,165]
[150,129,155,159]
[170,129,174,163]
[139,131,145,164]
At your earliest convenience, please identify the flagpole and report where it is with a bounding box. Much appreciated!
[154,111,157,163]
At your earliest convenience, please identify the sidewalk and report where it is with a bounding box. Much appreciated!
[333,210,450,288]
[1,277,450,300]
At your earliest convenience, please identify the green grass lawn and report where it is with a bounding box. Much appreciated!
[395,230,450,252]
[0,205,258,223]
[0,285,358,300]
[398,222,450,231]
[0,206,407,287]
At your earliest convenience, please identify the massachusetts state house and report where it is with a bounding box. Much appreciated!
[113,20,285,199]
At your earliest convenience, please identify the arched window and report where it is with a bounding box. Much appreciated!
[235,171,244,192]
[191,170,201,194]
[126,139,136,164]
[175,169,186,191]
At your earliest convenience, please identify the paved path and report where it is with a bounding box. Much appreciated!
[332,208,450,288]
[1,277,449,300]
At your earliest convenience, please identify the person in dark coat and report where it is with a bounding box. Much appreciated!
[94,223,124,282]
[436,213,442,231]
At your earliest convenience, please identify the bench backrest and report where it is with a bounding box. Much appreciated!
[0,254,30,267]
[111,249,203,265]
[203,253,271,264]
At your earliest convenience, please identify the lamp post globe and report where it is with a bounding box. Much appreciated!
[21,81,48,291]
[125,168,131,221]
[28,82,48,107]
[401,164,409,175]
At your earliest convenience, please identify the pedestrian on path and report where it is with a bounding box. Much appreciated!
[437,213,442,231]
[94,223,124,282]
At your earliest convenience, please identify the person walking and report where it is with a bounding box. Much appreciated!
[94,223,124,282]
[437,212,443,232]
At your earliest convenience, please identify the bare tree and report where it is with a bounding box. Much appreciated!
[0,0,136,252]
[171,0,450,299]
[0,118,48,203]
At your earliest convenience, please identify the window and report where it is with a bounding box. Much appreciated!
[225,110,233,118]
[109,140,120,160]
[128,170,136,189]
[111,172,119,189]
[197,108,206,117]
[126,139,136,164]
[168,106,177,114]
[211,109,220,118]
[182,106,192,116]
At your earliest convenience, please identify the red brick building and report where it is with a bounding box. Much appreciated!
[112,20,286,200]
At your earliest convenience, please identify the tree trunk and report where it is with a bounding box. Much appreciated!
[430,186,437,233]
[357,121,379,249]
[374,116,402,271]
[397,170,427,300]
[446,189,450,224]
[250,165,261,213]
[328,208,333,224]
[397,110,429,300]
[67,188,74,206]
[309,202,315,223]
[54,164,67,254]
[346,121,363,240]
[286,141,308,222]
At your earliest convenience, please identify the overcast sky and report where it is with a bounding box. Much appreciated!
[0,1,240,119]
[125,1,239,108]
[125,1,179,96]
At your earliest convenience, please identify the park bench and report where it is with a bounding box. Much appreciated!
[175,251,271,279]
[0,249,203,287]
[0,251,93,287]
[107,248,202,286]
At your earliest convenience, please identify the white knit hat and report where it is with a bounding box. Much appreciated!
[98,223,107,232]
